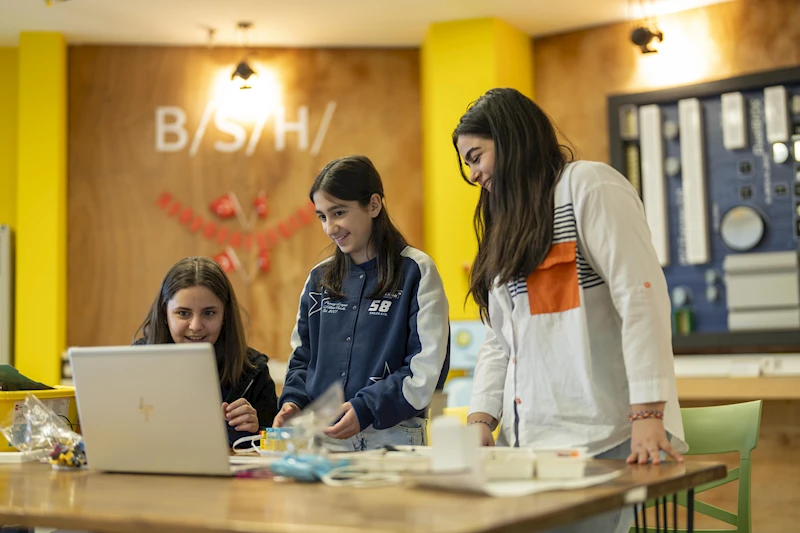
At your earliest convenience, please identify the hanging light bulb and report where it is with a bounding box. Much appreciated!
[216,20,281,120]
[231,22,257,90]
[232,60,257,90]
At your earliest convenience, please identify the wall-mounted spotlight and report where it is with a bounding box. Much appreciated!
[631,26,663,54]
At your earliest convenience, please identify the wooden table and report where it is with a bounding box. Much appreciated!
[0,460,725,533]
[677,376,800,400]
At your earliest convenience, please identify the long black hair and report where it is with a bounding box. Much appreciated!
[310,155,408,299]
[452,88,574,322]
[133,256,253,387]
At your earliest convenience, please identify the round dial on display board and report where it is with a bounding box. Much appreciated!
[720,205,765,252]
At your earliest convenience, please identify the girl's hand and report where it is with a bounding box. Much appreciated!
[627,417,683,465]
[472,422,496,447]
[466,413,497,447]
[223,398,259,433]
[323,402,361,440]
[272,402,301,428]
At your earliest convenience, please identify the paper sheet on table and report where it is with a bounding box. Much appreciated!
[413,468,624,498]
[0,450,45,463]
[228,455,281,466]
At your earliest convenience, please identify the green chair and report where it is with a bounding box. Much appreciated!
[631,400,762,533]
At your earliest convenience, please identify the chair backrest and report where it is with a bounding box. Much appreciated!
[681,400,762,459]
[682,400,762,533]
[630,401,763,533]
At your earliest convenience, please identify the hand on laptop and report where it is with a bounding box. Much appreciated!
[272,402,301,428]
[222,398,259,433]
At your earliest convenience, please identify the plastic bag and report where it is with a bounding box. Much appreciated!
[0,393,85,466]
[282,381,345,453]
[270,454,349,482]
[230,383,345,457]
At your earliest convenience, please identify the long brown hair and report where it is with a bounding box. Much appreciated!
[452,88,574,322]
[134,256,253,387]
[310,155,408,299]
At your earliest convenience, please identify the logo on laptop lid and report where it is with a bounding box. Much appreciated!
[139,397,154,422]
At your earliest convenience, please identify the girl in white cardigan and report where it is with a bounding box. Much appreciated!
[453,88,687,533]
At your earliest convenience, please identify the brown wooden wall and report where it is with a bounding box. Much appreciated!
[67,46,422,361]
[534,0,800,163]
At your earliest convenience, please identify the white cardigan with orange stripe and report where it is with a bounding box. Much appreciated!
[468,160,687,456]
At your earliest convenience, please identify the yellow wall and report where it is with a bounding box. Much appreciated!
[0,48,17,229]
[494,21,535,98]
[15,33,67,385]
[421,18,533,320]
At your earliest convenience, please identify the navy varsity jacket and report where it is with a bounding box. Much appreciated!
[279,246,451,431]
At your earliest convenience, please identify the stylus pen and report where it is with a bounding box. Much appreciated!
[240,378,254,399]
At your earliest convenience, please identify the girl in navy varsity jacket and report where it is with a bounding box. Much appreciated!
[273,155,450,451]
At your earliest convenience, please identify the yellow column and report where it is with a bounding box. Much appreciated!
[16,33,67,384]
[421,18,533,320]
[0,48,17,228]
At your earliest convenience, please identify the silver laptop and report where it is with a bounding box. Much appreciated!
[69,343,234,476]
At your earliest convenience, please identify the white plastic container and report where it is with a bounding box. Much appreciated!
[430,416,481,473]
[482,447,536,480]
[534,447,589,479]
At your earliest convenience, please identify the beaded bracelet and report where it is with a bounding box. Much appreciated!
[628,410,664,422]
[468,420,494,430]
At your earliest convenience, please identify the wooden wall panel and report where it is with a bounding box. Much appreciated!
[68,46,421,361]
[534,0,800,162]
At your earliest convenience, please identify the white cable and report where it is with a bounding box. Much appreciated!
[320,466,403,489]
[231,435,260,454]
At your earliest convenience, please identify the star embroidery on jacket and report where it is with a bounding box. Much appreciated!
[369,362,391,383]
[308,292,329,316]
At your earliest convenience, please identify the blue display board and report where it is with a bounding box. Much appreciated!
[608,67,800,351]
